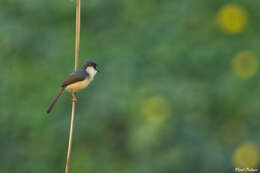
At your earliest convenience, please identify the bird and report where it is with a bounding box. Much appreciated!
[47,60,99,114]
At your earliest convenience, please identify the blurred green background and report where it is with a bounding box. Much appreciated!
[1,0,260,172]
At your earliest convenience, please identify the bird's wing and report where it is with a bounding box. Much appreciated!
[61,72,86,87]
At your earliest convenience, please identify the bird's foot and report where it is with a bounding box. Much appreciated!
[73,97,77,102]
[71,92,77,102]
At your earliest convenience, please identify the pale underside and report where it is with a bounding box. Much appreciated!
[65,77,92,92]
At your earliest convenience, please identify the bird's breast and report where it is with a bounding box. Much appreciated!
[65,77,92,92]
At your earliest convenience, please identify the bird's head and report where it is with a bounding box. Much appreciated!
[82,60,99,77]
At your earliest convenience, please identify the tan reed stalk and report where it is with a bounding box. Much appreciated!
[65,0,81,173]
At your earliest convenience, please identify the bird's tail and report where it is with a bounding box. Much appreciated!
[47,87,65,114]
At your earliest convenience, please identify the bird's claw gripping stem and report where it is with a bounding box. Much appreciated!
[71,92,77,102]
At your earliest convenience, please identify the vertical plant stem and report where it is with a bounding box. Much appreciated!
[65,0,81,173]
[74,0,81,71]
[65,100,76,173]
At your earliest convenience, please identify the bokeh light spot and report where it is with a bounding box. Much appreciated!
[232,51,258,79]
[141,96,171,123]
[217,4,248,34]
[233,142,260,168]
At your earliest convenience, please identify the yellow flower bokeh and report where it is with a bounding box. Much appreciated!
[217,4,248,34]
[141,96,171,123]
[233,142,260,168]
[232,51,258,79]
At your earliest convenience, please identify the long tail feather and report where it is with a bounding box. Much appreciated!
[47,87,65,114]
